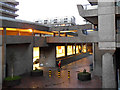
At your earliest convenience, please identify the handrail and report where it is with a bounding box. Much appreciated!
[82,4,98,10]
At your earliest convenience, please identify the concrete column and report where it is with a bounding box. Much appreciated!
[53,33,55,37]
[80,44,82,53]
[75,44,76,54]
[98,0,115,50]
[0,46,2,90]
[65,33,67,37]
[58,31,60,37]
[31,30,34,70]
[3,27,6,78]
[93,43,102,76]
[39,33,41,37]
[102,53,116,88]
[65,44,67,57]
[81,43,83,53]
[86,43,87,52]
[72,45,73,54]
[92,43,95,71]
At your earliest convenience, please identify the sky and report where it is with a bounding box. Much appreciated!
[16,0,89,25]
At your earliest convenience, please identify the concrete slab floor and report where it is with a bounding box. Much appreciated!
[3,55,102,89]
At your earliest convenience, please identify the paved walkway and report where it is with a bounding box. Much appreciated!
[6,55,102,88]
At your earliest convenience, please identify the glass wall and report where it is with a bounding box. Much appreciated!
[33,47,40,70]
[67,45,75,55]
[56,46,65,58]
[82,44,87,53]
[76,45,79,54]
[0,30,3,35]
[56,44,89,58]
[67,45,73,55]
[117,19,120,34]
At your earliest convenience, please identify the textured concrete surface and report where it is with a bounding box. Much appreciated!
[3,55,102,88]
[40,46,56,67]
[6,44,33,76]
[0,46,2,90]
[102,53,116,88]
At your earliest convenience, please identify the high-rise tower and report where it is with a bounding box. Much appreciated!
[0,0,19,18]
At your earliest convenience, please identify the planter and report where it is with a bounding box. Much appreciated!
[31,69,43,76]
[77,72,91,81]
[4,76,21,87]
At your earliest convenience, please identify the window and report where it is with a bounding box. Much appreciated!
[54,19,57,23]
[67,45,75,55]
[44,20,48,24]
[64,21,68,23]
[64,18,68,20]
[56,46,65,58]
[117,19,120,34]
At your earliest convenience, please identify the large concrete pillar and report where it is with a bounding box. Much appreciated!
[3,27,6,78]
[98,0,115,50]
[92,43,95,71]
[58,31,60,37]
[102,53,116,88]
[0,27,6,89]
[98,0,116,88]
[40,45,56,67]
[0,46,2,90]
[75,44,76,54]
[93,43,102,76]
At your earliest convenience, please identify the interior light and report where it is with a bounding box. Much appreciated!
[29,29,33,32]
[87,29,94,32]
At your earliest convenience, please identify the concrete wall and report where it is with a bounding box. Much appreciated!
[34,37,48,47]
[6,36,48,47]
[40,45,56,67]
[6,36,32,44]
[6,44,33,76]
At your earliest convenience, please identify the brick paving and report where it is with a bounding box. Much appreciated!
[4,55,102,88]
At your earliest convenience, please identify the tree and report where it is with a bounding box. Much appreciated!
[9,52,16,78]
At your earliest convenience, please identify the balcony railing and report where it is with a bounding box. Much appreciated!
[83,4,98,10]
[0,2,15,8]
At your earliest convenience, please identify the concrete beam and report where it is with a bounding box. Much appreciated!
[46,36,99,43]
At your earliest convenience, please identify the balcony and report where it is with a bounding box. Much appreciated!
[88,0,98,5]
[77,4,98,25]
[0,2,18,11]
[0,9,18,18]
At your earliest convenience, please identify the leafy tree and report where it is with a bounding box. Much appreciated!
[9,52,16,78]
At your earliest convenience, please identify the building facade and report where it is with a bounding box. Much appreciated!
[0,0,19,18]
[1,0,120,89]
[78,0,120,88]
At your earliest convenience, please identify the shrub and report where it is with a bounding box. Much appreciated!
[4,76,21,81]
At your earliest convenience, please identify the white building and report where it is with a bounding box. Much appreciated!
[35,16,76,27]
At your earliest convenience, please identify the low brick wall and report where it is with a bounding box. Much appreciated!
[56,53,91,67]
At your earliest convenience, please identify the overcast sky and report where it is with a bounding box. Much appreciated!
[16,0,89,25]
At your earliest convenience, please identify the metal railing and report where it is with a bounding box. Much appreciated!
[83,4,98,10]
[116,1,120,6]
[0,2,15,8]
